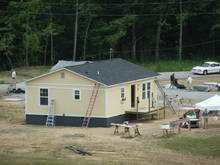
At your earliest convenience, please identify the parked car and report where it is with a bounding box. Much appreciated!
[191,61,220,75]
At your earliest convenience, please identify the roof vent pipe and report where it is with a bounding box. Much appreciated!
[97,71,100,75]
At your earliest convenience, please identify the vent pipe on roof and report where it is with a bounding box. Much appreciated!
[97,71,100,75]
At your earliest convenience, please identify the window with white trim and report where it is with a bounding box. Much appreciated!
[142,83,146,100]
[120,87,125,100]
[40,88,49,106]
[73,88,81,101]
[120,87,126,105]
[147,82,151,99]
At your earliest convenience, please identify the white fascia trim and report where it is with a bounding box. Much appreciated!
[28,82,95,87]
[25,85,28,114]
[26,113,125,118]
[104,87,108,117]
[27,85,104,91]
[25,67,107,87]
[25,68,66,83]
[108,76,157,88]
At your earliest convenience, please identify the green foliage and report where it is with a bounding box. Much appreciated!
[0,0,220,68]
[163,137,220,158]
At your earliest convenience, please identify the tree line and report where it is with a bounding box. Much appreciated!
[0,0,220,70]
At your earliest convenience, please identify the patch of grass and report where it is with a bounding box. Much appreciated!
[163,137,220,158]
[17,73,34,79]
[0,80,6,84]
[139,60,203,72]
[0,65,51,83]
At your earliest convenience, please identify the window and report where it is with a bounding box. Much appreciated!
[61,72,65,79]
[142,82,151,100]
[40,88,49,106]
[142,83,146,100]
[147,82,151,99]
[73,88,81,101]
[120,87,125,105]
[120,87,125,100]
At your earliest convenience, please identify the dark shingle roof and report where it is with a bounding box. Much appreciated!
[65,58,158,86]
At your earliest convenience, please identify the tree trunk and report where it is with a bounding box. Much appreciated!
[155,17,162,61]
[212,37,215,58]
[83,18,92,60]
[5,53,13,69]
[132,24,136,60]
[25,46,29,66]
[44,37,48,65]
[73,0,78,61]
[50,32,54,65]
[179,0,183,61]
[50,15,54,65]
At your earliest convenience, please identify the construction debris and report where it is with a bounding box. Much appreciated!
[63,134,85,137]
[65,145,92,156]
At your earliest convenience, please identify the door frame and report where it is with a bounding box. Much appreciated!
[131,85,135,108]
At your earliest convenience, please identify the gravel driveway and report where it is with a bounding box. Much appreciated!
[157,72,220,105]
[0,82,25,92]
[157,71,220,81]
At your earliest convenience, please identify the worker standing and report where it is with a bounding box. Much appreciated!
[170,73,175,88]
[12,70,16,84]
[202,109,209,129]
[187,75,192,90]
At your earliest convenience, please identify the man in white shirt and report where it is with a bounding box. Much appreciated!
[12,70,16,83]
[187,75,192,90]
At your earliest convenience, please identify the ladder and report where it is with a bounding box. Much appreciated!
[82,84,100,128]
[154,80,176,114]
[46,99,56,126]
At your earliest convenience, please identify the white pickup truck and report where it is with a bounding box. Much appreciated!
[191,61,220,75]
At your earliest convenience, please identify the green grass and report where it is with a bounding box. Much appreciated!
[163,137,220,158]
[16,73,34,79]
[0,65,51,83]
[129,58,220,72]
[139,60,203,72]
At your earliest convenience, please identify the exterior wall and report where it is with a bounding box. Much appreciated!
[26,69,105,117]
[107,77,157,117]
[25,68,157,127]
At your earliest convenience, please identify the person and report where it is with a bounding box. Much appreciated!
[195,109,200,119]
[202,109,209,129]
[187,75,192,90]
[170,73,175,87]
[11,70,16,83]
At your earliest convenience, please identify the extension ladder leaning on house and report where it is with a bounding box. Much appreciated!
[82,84,100,128]
[46,99,56,126]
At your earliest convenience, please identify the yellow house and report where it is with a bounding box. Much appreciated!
[25,58,158,127]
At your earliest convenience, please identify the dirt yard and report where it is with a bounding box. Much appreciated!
[0,91,220,165]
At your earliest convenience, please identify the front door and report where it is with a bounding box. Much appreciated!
[131,85,135,108]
